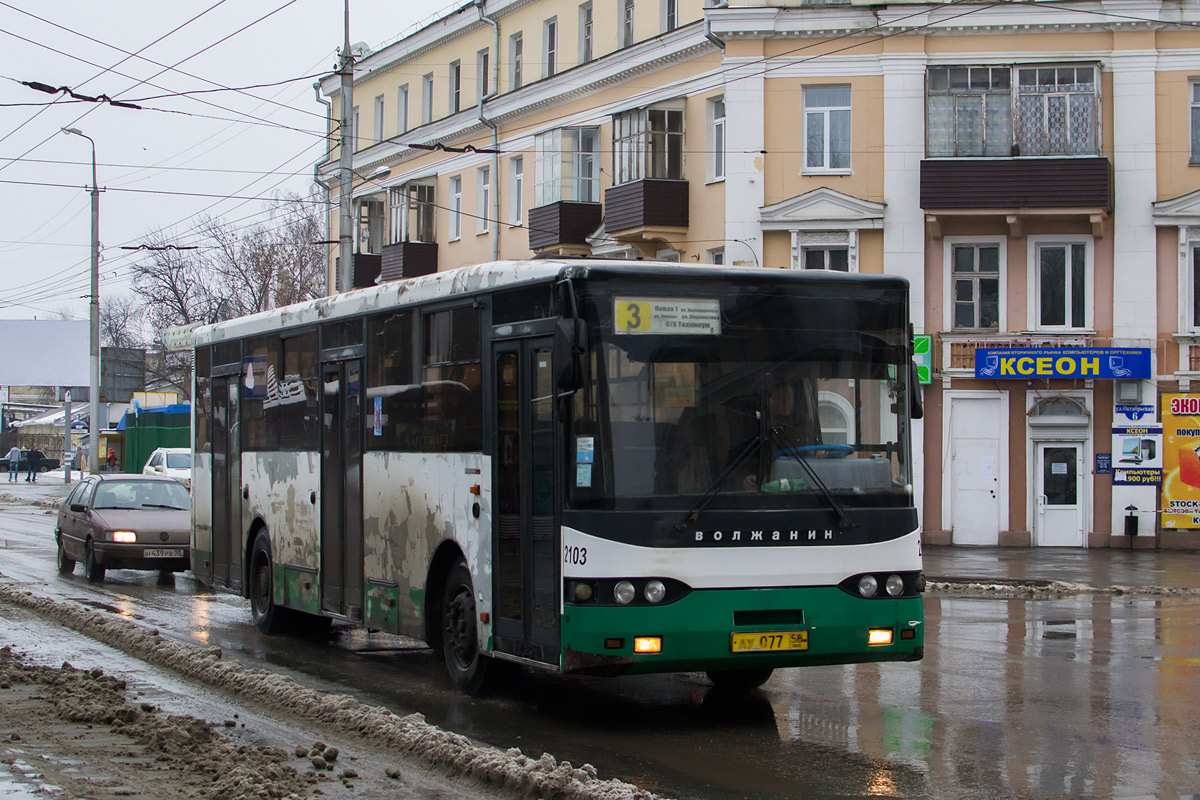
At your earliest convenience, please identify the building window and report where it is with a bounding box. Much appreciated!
[613,103,684,184]
[802,247,849,271]
[544,18,558,78]
[450,176,462,241]
[535,127,600,205]
[707,247,724,265]
[510,156,524,225]
[373,95,384,143]
[927,64,1099,158]
[397,85,408,135]
[390,182,435,244]
[663,0,678,32]
[510,33,523,90]
[477,48,490,101]
[352,105,360,151]
[1032,238,1090,330]
[951,243,1000,329]
[621,0,635,48]
[579,3,593,63]
[449,60,462,113]
[708,95,725,181]
[356,200,383,254]
[804,86,851,171]
[477,166,491,234]
[422,73,433,124]
[1192,80,1200,164]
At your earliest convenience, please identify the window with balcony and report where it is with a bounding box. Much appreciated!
[388,182,435,244]
[356,200,383,254]
[926,64,1099,158]
[535,127,600,205]
[510,33,523,90]
[580,3,593,63]
[1032,237,1091,331]
[613,103,684,184]
[950,242,1000,329]
[804,86,851,171]
[1190,80,1200,164]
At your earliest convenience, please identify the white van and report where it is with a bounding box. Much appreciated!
[143,447,191,489]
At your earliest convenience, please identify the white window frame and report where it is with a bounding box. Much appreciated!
[373,94,384,143]
[534,127,600,206]
[510,33,523,90]
[790,230,859,273]
[943,236,1007,332]
[579,2,593,63]
[449,175,463,241]
[544,17,558,78]
[1027,234,1094,332]
[477,48,490,102]
[421,73,433,124]
[352,105,360,151]
[620,0,635,49]
[613,101,685,185]
[397,85,408,136]
[449,60,462,113]
[1190,79,1200,165]
[662,0,678,33]
[818,391,856,446]
[707,247,724,265]
[477,166,491,235]
[803,85,851,174]
[510,156,524,225]
[707,95,725,182]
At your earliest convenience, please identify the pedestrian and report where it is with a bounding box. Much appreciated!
[25,446,43,483]
[106,449,118,473]
[4,444,19,482]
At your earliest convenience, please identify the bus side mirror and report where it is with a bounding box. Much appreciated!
[554,318,587,392]
[909,361,924,420]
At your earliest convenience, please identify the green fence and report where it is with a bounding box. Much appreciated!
[120,406,189,473]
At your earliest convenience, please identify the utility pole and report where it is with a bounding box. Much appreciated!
[337,0,354,293]
[61,126,101,476]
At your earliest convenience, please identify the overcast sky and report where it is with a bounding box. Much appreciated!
[0,0,449,323]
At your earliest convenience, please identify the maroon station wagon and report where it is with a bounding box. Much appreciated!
[55,473,191,583]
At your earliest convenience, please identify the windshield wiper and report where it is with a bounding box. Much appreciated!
[768,426,856,530]
[675,433,762,531]
[142,503,186,510]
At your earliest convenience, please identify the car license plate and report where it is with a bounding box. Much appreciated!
[730,630,808,654]
[144,548,183,559]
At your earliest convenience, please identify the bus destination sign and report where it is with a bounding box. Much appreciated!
[614,297,721,335]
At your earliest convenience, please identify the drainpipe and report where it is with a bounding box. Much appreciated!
[704,12,725,51]
[313,82,335,295]
[477,0,501,261]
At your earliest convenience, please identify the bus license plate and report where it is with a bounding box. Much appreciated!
[731,631,808,654]
[144,548,182,559]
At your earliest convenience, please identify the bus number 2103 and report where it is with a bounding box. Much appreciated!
[564,545,587,565]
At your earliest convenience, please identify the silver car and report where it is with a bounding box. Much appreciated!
[55,474,191,583]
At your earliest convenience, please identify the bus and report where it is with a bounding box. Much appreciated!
[191,259,924,694]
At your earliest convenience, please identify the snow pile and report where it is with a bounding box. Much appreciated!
[0,580,661,800]
[927,579,1200,599]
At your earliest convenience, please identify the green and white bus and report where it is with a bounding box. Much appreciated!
[191,259,925,693]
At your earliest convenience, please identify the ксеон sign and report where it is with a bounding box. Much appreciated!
[974,348,1151,380]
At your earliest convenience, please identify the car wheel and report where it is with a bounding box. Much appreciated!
[705,668,774,691]
[84,539,105,583]
[441,559,492,695]
[56,537,75,575]
[250,531,290,634]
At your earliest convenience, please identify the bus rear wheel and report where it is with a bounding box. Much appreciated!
[441,560,491,695]
[706,668,774,690]
[250,532,290,634]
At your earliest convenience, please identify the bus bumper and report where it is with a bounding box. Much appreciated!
[560,586,923,676]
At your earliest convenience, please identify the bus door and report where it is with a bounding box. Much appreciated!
[320,358,364,619]
[210,375,241,590]
[493,337,560,666]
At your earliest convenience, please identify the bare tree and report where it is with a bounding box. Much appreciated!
[100,294,146,349]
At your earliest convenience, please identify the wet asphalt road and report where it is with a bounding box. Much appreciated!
[2,488,1199,799]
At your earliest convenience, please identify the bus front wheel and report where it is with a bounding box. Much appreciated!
[706,668,774,690]
[441,560,491,695]
[250,532,290,635]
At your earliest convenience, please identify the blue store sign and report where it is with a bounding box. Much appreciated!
[974,347,1150,380]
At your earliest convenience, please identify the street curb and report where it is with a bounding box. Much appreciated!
[927,577,1200,598]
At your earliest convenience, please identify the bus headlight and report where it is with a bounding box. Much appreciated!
[614,581,636,605]
[857,575,878,597]
[885,574,905,597]
[644,580,666,604]
[573,582,594,602]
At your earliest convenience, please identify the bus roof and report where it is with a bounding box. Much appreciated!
[193,259,909,345]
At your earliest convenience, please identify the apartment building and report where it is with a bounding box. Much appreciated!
[316,0,1200,548]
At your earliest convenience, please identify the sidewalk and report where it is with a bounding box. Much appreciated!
[0,468,84,505]
[923,544,1200,593]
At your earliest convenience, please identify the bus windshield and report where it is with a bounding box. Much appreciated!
[569,280,913,511]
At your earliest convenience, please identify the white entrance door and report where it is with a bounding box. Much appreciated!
[950,397,1002,545]
[1035,443,1084,547]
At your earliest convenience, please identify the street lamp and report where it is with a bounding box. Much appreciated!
[60,126,101,476]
